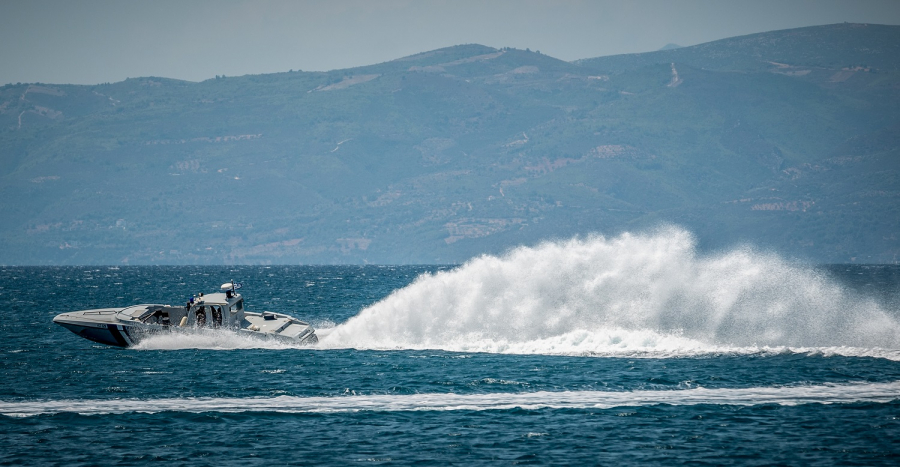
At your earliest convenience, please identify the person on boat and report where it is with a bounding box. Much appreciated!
[211,306,223,327]
[195,307,207,327]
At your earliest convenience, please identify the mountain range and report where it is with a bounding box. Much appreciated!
[1,23,898,264]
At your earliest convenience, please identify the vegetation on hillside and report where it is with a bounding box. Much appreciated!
[1,24,898,264]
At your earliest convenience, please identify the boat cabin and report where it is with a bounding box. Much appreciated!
[116,283,246,329]
[183,291,246,328]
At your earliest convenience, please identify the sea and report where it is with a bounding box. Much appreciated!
[2,228,900,465]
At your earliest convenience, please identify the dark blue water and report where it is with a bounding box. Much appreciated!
[3,234,900,465]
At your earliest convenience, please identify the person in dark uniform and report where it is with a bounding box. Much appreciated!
[211,306,223,327]
[195,307,207,327]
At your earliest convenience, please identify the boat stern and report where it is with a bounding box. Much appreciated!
[242,312,318,344]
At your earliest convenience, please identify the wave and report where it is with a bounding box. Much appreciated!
[4,381,899,417]
[321,227,900,355]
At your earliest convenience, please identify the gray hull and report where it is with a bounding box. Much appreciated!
[54,320,139,347]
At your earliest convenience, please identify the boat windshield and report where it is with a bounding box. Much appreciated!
[116,305,153,320]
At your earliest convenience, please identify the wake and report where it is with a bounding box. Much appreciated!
[321,227,900,356]
[4,381,900,417]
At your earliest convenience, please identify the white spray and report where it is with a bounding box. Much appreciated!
[322,227,900,355]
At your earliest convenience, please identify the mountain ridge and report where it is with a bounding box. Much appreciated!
[1,23,898,264]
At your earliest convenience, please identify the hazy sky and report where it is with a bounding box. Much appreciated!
[2,0,899,85]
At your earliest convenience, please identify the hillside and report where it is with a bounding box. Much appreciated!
[576,23,900,73]
[1,24,898,264]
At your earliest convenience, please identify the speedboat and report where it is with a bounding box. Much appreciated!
[53,281,318,347]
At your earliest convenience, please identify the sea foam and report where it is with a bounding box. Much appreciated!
[322,227,900,356]
[4,381,899,417]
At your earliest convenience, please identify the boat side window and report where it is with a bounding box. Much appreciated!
[142,308,166,324]
[234,299,243,311]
